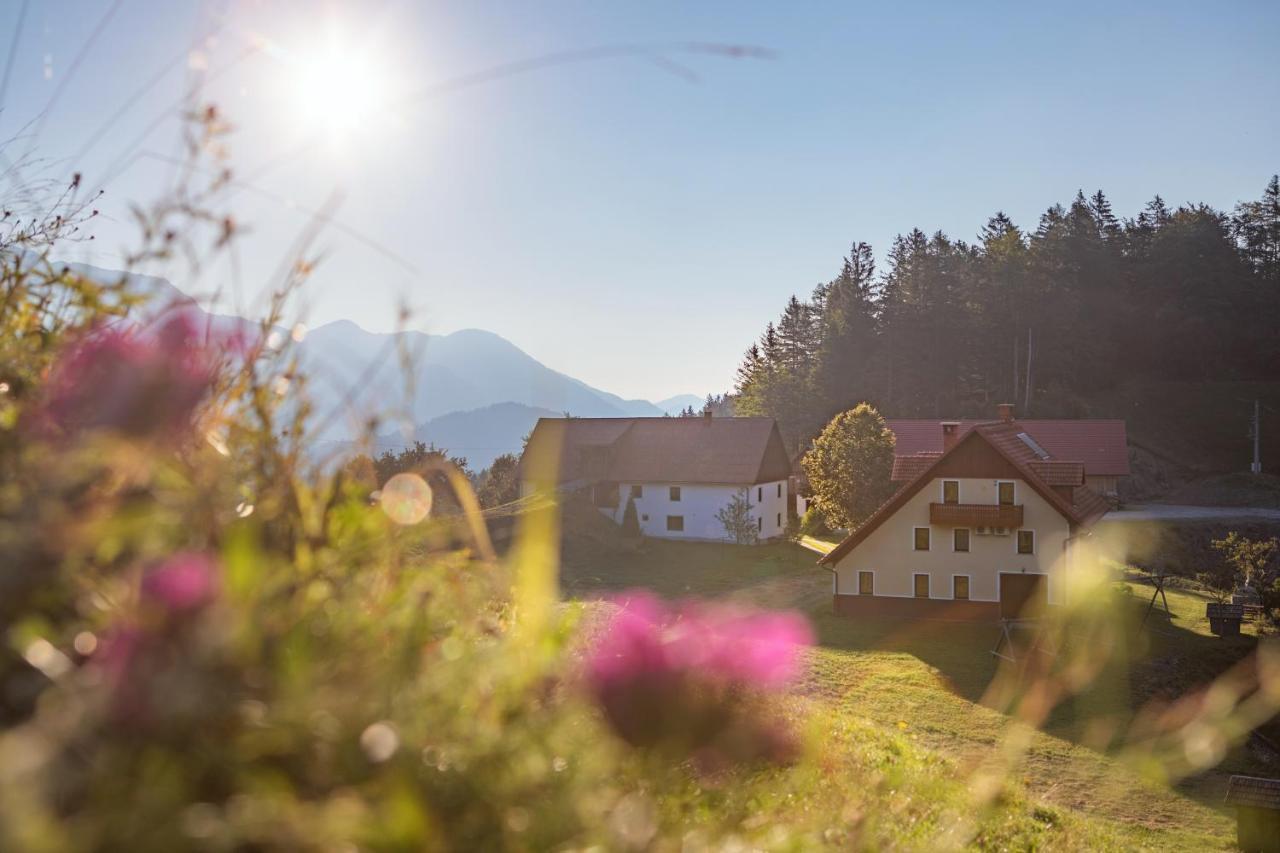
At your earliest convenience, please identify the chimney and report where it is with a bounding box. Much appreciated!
[702,406,713,423]
[997,403,1015,423]
[941,421,961,452]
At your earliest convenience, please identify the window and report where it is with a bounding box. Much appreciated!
[669,486,681,502]
[953,576,970,600]
[757,516,763,532]
[953,528,970,552]
[757,486,763,502]
[777,483,782,498]
[666,515,684,532]
[913,527,930,551]
[776,512,782,528]
[1017,529,1035,554]
[630,484,642,499]
[914,573,930,598]
[858,571,874,595]
[942,480,960,504]
[997,481,1015,506]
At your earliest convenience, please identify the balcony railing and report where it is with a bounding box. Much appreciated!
[929,502,1023,528]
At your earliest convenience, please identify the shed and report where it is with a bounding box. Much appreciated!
[1225,775,1280,853]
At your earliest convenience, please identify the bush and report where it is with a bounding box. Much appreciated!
[799,506,833,538]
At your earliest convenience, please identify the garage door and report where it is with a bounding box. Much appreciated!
[999,573,1047,619]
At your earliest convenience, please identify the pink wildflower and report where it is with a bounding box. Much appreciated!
[586,591,811,762]
[141,552,220,614]
[34,312,215,441]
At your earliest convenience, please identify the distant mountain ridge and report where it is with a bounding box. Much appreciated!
[82,266,685,466]
[655,394,706,415]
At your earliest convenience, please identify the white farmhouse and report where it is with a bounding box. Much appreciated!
[820,405,1115,621]
[519,413,792,542]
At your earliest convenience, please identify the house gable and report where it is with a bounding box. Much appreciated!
[754,423,794,485]
[819,426,1082,567]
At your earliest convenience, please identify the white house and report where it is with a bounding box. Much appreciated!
[519,413,793,542]
[820,405,1114,621]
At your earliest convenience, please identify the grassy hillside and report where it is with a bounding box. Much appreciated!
[563,538,1275,849]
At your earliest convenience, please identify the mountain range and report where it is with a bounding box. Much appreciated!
[86,266,702,468]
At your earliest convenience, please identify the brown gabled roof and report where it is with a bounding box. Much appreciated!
[886,418,1130,476]
[520,417,792,487]
[819,420,1103,567]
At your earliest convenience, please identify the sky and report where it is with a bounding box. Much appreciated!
[2,1,1278,402]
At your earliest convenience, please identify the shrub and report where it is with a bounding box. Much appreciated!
[715,488,758,544]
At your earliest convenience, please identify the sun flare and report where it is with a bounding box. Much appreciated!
[289,33,393,144]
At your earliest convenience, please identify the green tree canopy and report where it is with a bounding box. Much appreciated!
[801,403,896,529]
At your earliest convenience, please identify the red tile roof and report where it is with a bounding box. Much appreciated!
[1028,460,1085,486]
[886,419,1130,476]
[891,453,941,481]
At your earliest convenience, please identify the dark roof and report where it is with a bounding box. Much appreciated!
[521,417,792,487]
[886,419,1130,476]
[1225,775,1280,809]
[820,420,1109,567]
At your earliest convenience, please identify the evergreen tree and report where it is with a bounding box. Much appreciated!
[1234,175,1280,281]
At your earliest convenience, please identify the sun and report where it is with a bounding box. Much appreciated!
[289,30,393,145]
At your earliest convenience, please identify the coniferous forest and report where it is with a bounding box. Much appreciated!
[734,178,1280,450]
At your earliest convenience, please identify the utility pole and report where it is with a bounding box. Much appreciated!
[1251,398,1262,474]
[1023,327,1033,413]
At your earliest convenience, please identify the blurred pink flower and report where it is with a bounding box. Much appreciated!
[588,592,811,691]
[586,591,811,760]
[34,312,216,441]
[141,552,220,614]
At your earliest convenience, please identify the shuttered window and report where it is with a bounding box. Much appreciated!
[954,576,970,600]
[943,480,960,504]
[914,573,930,598]
[858,571,874,595]
[669,486,681,501]
[954,528,970,552]
[998,481,1015,506]
[913,527,930,551]
[666,516,684,531]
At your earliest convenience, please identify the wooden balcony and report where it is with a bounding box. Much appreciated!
[929,502,1023,528]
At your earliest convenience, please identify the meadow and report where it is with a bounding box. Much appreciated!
[562,533,1277,848]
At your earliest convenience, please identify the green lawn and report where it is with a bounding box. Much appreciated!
[561,536,1276,849]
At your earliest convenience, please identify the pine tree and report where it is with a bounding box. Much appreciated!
[1234,175,1280,281]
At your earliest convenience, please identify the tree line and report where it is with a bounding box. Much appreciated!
[734,177,1280,451]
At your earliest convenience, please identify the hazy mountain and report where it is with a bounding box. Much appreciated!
[655,394,705,416]
[297,322,663,440]
[353,402,558,470]
[82,266,667,454]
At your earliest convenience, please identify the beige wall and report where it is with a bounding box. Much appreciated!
[831,477,1074,604]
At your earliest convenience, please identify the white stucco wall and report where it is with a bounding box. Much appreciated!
[606,480,788,542]
[830,477,1074,604]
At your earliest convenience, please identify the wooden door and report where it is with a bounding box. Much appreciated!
[999,573,1047,619]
